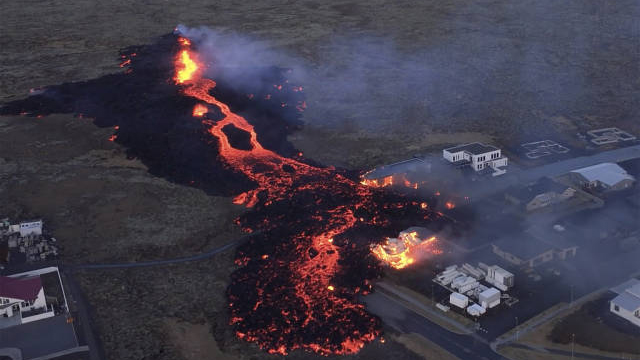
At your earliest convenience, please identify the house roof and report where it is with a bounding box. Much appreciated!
[570,162,635,187]
[627,283,640,298]
[506,177,569,203]
[493,234,555,261]
[611,292,640,312]
[479,287,500,298]
[444,143,498,156]
[0,276,42,301]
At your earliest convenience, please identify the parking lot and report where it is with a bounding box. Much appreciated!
[0,314,78,359]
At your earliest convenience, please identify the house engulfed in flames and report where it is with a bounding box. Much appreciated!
[371,228,441,269]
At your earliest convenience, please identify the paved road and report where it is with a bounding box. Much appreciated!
[365,291,507,360]
[509,343,636,360]
[73,237,246,270]
[63,268,105,360]
[0,315,77,360]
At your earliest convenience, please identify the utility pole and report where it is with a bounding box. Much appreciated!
[570,285,574,305]
[431,284,435,304]
[515,316,519,342]
[571,333,575,360]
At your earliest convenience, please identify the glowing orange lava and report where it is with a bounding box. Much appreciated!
[192,103,208,117]
[371,231,440,269]
[174,48,198,84]
[360,174,419,190]
[173,36,388,355]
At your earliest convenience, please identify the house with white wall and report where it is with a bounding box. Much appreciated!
[443,143,508,176]
[0,275,52,325]
[610,279,640,328]
[18,220,43,237]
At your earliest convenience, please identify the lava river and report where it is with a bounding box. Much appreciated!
[171,36,443,356]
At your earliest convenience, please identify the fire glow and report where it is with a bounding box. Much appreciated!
[360,174,420,190]
[172,36,439,356]
[192,103,208,117]
[370,231,440,269]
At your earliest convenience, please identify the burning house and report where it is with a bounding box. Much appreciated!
[370,228,440,269]
[360,157,430,189]
[442,142,508,176]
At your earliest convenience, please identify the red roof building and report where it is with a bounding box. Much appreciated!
[0,276,43,302]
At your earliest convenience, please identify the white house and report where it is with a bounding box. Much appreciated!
[0,275,52,324]
[18,220,43,237]
[610,280,640,328]
[443,143,508,176]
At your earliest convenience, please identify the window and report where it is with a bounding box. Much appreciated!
[614,305,620,312]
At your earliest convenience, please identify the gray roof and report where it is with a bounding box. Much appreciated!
[506,177,570,203]
[611,292,640,312]
[444,142,499,156]
[493,234,555,260]
[570,162,635,187]
[611,278,640,295]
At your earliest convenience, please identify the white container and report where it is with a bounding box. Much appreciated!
[449,292,469,308]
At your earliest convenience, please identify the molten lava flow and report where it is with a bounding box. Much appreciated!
[371,230,440,269]
[192,103,208,117]
[172,37,436,355]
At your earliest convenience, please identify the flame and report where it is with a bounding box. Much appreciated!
[371,231,440,269]
[174,49,198,84]
[360,174,419,189]
[445,201,455,209]
[192,103,208,117]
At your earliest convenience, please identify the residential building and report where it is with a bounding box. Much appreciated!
[17,220,43,237]
[443,143,508,176]
[505,177,576,212]
[0,275,52,325]
[610,279,640,328]
[492,233,577,268]
[569,163,635,192]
